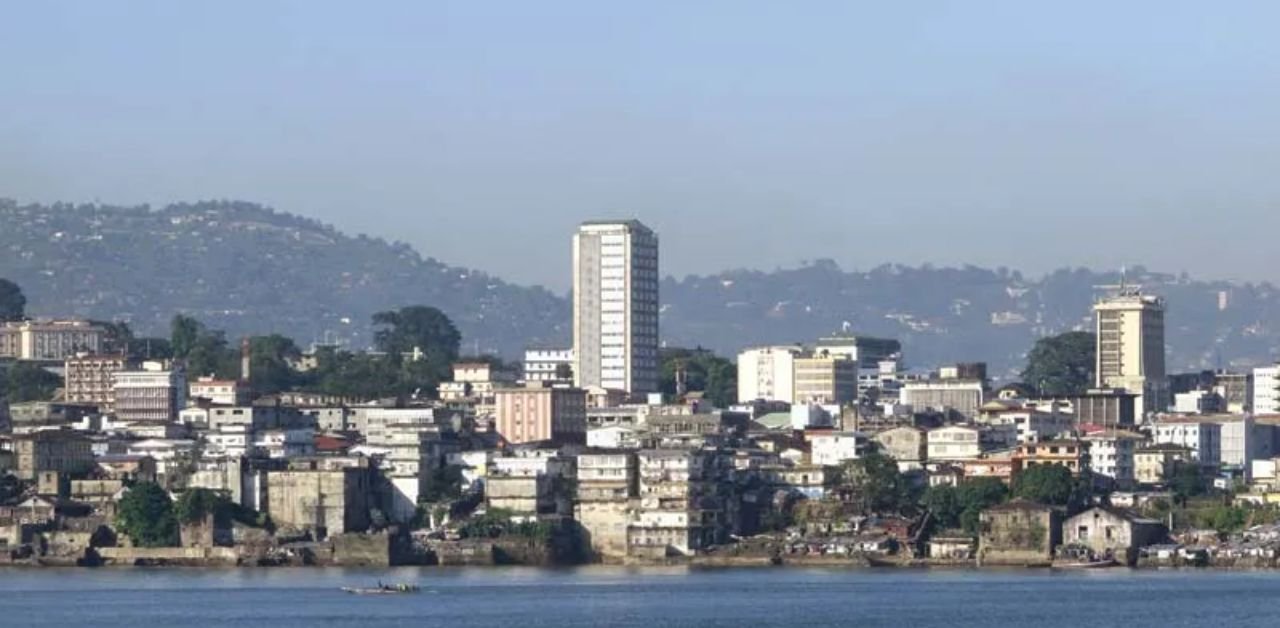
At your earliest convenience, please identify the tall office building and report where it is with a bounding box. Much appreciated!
[1094,287,1168,417]
[573,220,659,396]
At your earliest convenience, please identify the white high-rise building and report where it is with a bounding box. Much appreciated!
[1094,288,1168,417]
[573,220,659,396]
[1253,365,1280,415]
[736,346,802,404]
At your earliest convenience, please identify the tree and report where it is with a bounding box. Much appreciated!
[372,306,461,362]
[1012,464,1083,509]
[840,451,913,514]
[174,488,226,524]
[116,482,178,547]
[92,320,134,355]
[248,334,302,395]
[554,362,573,381]
[923,478,1009,534]
[0,279,25,322]
[420,465,465,503]
[1021,331,1096,396]
[170,315,203,359]
[1169,463,1207,505]
[659,347,738,407]
[3,362,61,402]
[171,315,237,377]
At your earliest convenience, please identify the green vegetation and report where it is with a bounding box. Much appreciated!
[923,478,1009,534]
[1012,464,1087,511]
[838,451,916,515]
[420,465,465,503]
[0,278,24,322]
[171,314,238,378]
[174,488,272,529]
[2,362,62,402]
[659,347,737,407]
[1021,331,1096,396]
[458,508,554,542]
[116,483,179,547]
[1169,463,1208,505]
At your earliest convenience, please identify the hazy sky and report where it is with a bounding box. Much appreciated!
[3,1,1280,290]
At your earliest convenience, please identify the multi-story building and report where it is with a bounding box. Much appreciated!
[810,431,870,466]
[363,408,453,522]
[1214,371,1253,414]
[0,320,105,361]
[112,361,187,423]
[926,424,1014,462]
[572,220,659,396]
[188,377,251,406]
[792,353,857,405]
[629,449,724,557]
[977,400,1074,444]
[439,360,517,402]
[265,456,372,538]
[1152,418,1221,469]
[736,345,802,404]
[902,379,985,419]
[1083,430,1144,488]
[63,354,132,411]
[1134,443,1193,485]
[523,348,574,384]
[1252,365,1280,415]
[1094,288,1168,416]
[575,451,638,560]
[494,383,587,445]
[9,430,95,481]
[1013,439,1091,477]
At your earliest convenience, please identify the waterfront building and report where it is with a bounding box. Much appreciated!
[572,220,660,396]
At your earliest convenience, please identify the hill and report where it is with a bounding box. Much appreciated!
[2,199,1277,379]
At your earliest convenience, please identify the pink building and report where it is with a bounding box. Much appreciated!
[494,383,587,445]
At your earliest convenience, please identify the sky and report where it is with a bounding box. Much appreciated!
[2,1,1280,291]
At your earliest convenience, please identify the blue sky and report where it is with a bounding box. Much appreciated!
[3,1,1279,290]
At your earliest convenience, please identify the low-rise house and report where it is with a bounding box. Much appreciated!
[959,452,1021,484]
[927,425,1013,461]
[977,500,1062,566]
[928,535,975,560]
[1061,506,1166,565]
[1083,429,1145,489]
[810,431,869,467]
[586,425,644,450]
[1134,444,1194,486]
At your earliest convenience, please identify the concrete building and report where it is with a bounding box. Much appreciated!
[63,354,132,410]
[1047,389,1138,429]
[1152,419,1222,469]
[494,383,588,445]
[927,425,994,461]
[364,409,453,522]
[9,430,95,481]
[439,361,517,402]
[1014,439,1090,477]
[1062,506,1166,565]
[977,400,1073,444]
[630,449,724,557]
[266,456,372,538]
[523,348,574,385]
[978,500,1062,566]
[0,320,105,361]
[1253,365,1280,416]
[873,426,927,471]
[113,361,187,423]
[810,431,870,466]
[1134,444,1193,486]
[1214,371,1253,414]
[792,353,857,405]
[1083,430,1144,488]
[188,377,251,406]
[901,379,985,419]
[575,451,638,560]
[736,345,802,404]
[1094,288,1168,416]
[572,220,659,396]
[7,401,95,434]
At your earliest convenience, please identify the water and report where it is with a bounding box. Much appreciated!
[1,566,1278,627]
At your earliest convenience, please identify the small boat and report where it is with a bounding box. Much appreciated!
[341,583,421,595]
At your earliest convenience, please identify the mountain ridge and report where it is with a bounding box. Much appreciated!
[2,199,1277,379]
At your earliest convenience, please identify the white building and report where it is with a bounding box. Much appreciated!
[1152,419,1222,468]
[1252,365,1280,415]
[977,401,1074,444]
[736,345,801,404]
[113,361,187,423]
[1094,289,1168,416]
[901,379,985,419]
[524,348,574,384]
[1083,430,1144,488]
[188,377,250,406]
[572,220,660,396]
[586,425,643,450]
[810,431,869,466]
[0,319,105,361]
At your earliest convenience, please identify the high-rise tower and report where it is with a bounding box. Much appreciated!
[572,220,659,396]
[1094,285,1167,416]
